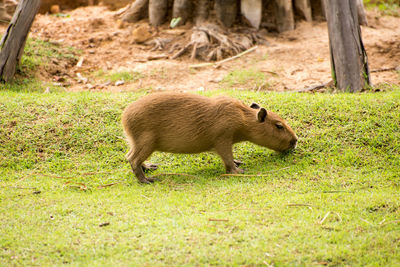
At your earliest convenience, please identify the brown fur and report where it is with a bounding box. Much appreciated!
[122,92,298,183]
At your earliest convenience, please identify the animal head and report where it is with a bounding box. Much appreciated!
[249,102,298,152]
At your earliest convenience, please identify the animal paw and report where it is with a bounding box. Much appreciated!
[233,159,243,167]
[142,163,159,172]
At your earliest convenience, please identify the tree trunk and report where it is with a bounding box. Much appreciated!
[194,0,209,25]
[173,0,192,26]
[325,0,370,92]
[149,0,168,26]
[241,0,262,29]
[275,0,295,32]
[0,0,40,82]
[121,0,148,23]
[215,0,238,28]
[294,0,312,21]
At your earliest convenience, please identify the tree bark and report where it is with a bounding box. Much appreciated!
[356,0,368,26]
[0,0,40,82]
[121,0,148,23]
[149,0,168,26]
[215,0,238,28]
[275,0,295,32]
[325,0,370,92]
[295,0,312,22]
[173,0,192,26]
[194,0,209,25]
[241,0,262,29]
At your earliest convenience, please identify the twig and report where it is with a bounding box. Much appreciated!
[208,218,229,222]
[319,211,331,224]
[378,219,386,225]
[97,182,121,189]
[0,186,37,190]
[286,203,313,207]
[64,181,88,191]
[360,218,372,225]
[141,195,151,200]
[147,54,169,61]
[220,166,290,177]
[260,70,279,76]
[189,46,258,69]
[99,222,110,227]
[33,172,74,179]
[76,56,84,67]
[33,171,111,179]
[171,43,191,59]
[224,208,271,212]
[322,190,350,193]
[149,173,197,179]
[334,212,342,223]
[81,171,112,176]
[380,220,400,227]
[371,66,398,73]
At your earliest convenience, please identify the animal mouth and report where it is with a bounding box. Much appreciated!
[283,139,297,152]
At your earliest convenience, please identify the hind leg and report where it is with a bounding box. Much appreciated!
[127,145,156,184]
[127,149,158,173]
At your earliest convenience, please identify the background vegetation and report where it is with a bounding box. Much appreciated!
[1,11,400,264]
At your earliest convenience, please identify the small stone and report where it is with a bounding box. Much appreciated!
[132,25,153,43]
[50,5,60,14]
[115,80,125,86]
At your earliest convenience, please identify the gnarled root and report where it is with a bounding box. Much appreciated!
[170,24,267,61]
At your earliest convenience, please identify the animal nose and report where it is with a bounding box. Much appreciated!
[290,138,297,148]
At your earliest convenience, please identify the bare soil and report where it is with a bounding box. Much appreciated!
[6,6,400,92]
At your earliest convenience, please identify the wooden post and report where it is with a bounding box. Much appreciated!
[325,0,370,92]
[0,0,40,82]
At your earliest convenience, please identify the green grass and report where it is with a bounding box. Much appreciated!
[222,68,272,90]
[364,0,400,16]
[1,88,399,266]
[0,37,79,92]
[19,37,78,78]
[91,69,143,84]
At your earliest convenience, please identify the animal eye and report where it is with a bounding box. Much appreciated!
[276,123,284,130]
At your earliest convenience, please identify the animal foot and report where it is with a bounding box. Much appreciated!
[236,168,244,174]
[233,159,243,167]
[142,163,158,172]
[227,167,244,174]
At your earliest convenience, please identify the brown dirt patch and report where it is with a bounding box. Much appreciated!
[4,6,400,92]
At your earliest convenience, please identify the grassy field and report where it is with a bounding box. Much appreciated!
[1,87,399,266]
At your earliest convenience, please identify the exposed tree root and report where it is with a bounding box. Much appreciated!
[169,24,268,61]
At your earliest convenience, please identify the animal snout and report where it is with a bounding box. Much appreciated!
[289,137,298,149]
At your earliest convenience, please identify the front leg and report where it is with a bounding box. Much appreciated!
[215,142,244,174]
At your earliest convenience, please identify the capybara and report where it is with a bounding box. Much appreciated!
[122,92,297,183]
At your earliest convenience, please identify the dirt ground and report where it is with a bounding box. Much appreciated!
[8,6,400,92]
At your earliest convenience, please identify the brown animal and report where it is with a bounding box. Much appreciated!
[122,92,298,183]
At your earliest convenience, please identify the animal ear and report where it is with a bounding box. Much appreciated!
[250,103,260,109]
[257,108,267,122]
